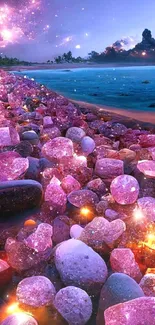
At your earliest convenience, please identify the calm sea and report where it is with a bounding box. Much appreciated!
[17,66,155,113]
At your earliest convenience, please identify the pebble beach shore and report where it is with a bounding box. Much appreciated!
[0,69,155,325]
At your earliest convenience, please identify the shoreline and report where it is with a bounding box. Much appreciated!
[72,99,155,125]
[4,62,155,71]
[4,66,155,125]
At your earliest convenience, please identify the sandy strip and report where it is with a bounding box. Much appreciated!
[5,62,155,71]
[71,99,155,124]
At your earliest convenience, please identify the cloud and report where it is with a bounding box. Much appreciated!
[112,36,137,51]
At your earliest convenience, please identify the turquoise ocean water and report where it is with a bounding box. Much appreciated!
[17,66,155,113]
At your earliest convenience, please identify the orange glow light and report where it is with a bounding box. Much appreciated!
[80,207,91,217]
[24,219,36,227]
[6,302,21,315]
[144,233,155,250]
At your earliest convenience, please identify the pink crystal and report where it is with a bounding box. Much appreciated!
[110,175,139,205]
[59,154,87,174]
[79,217,126,250]
[104,297,155,325]
[41,137,74,162]
[0,127,20,147]
[16,276,56,307]
[137,196,155,221]
[86,178,106,197]
[139,134,155,147]
[42,127,61,140]
[139,274,155,296]
[41,167,61,188]
[110,248,142,282]
[43,116,53,128]
[137,160,155,178]
[24,223,53,252]
[0,151,29,181]
[5,237,49,271]
[45,183,67,213]
[68,189,99,208]
[61,175,81,194]
[0,259,10,272]
[95,158,124,179]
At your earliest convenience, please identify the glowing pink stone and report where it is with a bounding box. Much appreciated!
[61,175,81,194]
[24,223,53,252]
[110,248,142,282]
[137,160,155,178]
[45,183,67,213]
[43,116,53,128]
[16,276,56,307]
[139,274,155,296]
[95,158,124,179]
[0,152,29,182]
[110,175,139,205]
[68,189,99,208]
[41,137,74,162]
[0,127,20,147]
[104,297,155,325]
[139,134,155,147]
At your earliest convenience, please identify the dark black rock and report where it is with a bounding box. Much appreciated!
[148,103,155,108]
[25,157,41,181]
[142,80,150,84]
[14,141,33,157]
[39,158,55,171]
[0,180,43,217]
[96,273,144,325]
[20,130,39,145]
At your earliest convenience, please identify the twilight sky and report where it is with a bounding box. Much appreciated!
[0,0,155,62]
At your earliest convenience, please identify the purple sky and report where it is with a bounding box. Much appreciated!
[0,0,155,62]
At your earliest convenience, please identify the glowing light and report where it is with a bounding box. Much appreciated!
[75,44,81,49]
[1,29,12,41]
[58,36,73,47]
[80,207,91,217]
[0,1,42,47]
[6,303,21,315]
[146,268,155,274]
[144,233,155,250]
[133,208,144,221]
[142,51,146,56]
[24,219,37,227]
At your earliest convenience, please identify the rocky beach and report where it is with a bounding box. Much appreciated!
[0,69,155,325]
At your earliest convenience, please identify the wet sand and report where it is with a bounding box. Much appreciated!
[72,99,155,125]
